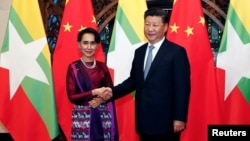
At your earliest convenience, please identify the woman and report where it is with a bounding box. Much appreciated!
[66,27,118,141]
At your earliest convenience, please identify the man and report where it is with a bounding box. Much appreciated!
[97,7,190,141]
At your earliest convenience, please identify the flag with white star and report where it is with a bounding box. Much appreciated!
[0,0,59,140]
[167,0,222,141]
[107,0,147,140]
[216,0,250,124]
[52,0,104,140]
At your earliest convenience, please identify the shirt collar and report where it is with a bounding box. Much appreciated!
[148,37,165,50]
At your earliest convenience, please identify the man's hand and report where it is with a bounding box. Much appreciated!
[173,120,185,133]
[92,87,112,101]
[92,87,106,96]
[97,87,112,101]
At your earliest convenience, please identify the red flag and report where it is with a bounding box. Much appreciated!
[167,0,222,141]
[52,0,104,140]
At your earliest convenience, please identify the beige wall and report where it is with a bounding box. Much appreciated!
[0,0,11,133]
[0,0,11,50]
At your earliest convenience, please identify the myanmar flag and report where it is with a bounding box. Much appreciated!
[0,0,59,141]
[167,0,222,141]
[52,0,104,141]
[216,0,250,124]
[107,0,147,141]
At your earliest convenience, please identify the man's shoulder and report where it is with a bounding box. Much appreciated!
[136,42,148,51]
[165,39,185,50]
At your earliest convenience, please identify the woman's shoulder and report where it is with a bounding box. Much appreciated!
[96,60,106,66]
[96,60,109,70]
[68,59,82,67]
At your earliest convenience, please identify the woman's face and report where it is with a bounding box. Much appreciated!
[78,33,98,58]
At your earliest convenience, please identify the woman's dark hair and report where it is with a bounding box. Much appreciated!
[144,7,169,24]
[77,27,101,43]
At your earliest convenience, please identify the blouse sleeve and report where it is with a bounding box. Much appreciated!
[66,64,94,104]
[103,63,113,88]
[101,64,114,103]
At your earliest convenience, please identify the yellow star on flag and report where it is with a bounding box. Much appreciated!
[78,25,86,31]
[170,23,179,33]
[184,26,194,36]
[173,0,177,5]
[63,22,72,32]
[199,16,205,26]
[92,16,96,24]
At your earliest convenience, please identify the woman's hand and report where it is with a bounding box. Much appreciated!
[92,87,112,101]
[88,97,103,108]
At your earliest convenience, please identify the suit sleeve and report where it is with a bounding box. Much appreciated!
[112,52,137,99]
[173,47,191,122]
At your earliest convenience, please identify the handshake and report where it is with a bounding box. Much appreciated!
[88,87,113,108]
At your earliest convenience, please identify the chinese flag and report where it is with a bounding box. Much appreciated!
[52,0,104,141]
[167,0,222,141]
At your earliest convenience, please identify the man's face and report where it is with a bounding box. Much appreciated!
[144,16,168,44]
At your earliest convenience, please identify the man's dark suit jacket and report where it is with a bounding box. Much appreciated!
[112,39,190,135]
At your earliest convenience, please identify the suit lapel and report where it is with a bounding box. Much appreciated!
[145,39,168,80]
[139,43,148,81]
